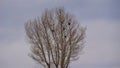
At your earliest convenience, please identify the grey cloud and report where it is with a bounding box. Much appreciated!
[73,20,120,68]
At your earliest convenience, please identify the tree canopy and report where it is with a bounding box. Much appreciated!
[25,8,86,68]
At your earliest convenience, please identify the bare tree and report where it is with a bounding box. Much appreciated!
[25,8,86,68]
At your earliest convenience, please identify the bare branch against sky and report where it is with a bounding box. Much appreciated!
[25,8,85,68]
[0,0,120,68]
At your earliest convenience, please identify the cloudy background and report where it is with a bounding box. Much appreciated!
[0,0,120,68]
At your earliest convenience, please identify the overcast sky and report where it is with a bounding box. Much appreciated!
[0,0,120,68]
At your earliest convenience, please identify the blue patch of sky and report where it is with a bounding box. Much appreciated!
[0,0,120,46]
